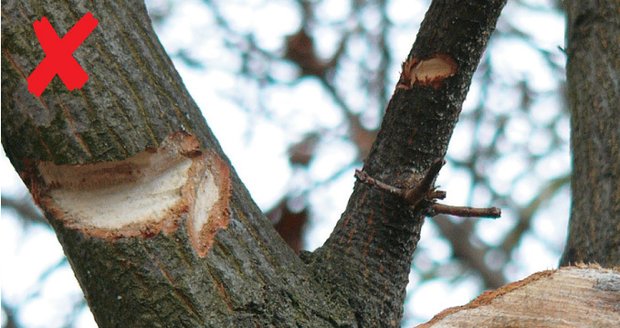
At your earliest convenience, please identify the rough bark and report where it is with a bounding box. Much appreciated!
[2,1,354,327]
[560,0,620,267]
[308,1,506,326]
[1,0,506,327]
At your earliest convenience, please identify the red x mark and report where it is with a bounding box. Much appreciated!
[27,12,98,97]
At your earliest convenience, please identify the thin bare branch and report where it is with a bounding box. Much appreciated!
[430,204,501,219]
[403,158,446,206]
[355,165,501,220]
[355,169,405,198]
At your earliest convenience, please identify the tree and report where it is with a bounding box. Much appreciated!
[560,0,620,267]
[1,1,618,328]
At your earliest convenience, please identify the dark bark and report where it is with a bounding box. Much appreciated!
[2,2,354,327]
[308,1,506,326]
[2,0,506,327]
[560,0,620,267]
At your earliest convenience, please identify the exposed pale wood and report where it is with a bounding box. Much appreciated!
[1,2,356,326]
[308,2,507,326]
[1,1,508,327]
[418,265,620,328]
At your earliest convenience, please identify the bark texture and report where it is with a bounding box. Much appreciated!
[2,1,354,327]
[2,0,506,327]
[560,0,620,267]
[308,1,506,326]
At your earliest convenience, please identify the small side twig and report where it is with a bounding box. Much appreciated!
[354,170,405,198]
[430,204,501,219]
[402,158,445,207]
[355,158,501,220]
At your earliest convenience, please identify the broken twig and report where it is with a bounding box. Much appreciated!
[430,204,501,219]
[402,158,445,207]
[355,159,501,219]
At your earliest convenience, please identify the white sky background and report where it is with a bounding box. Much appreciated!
[1,0,568,327]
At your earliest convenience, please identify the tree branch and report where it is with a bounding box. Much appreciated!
[1,1,354,326]
[433,216,507,289]
[355,166,501,219]
[309,1,507,326]
[354,169,406,198]
[430,204,500,219]
[403,158,445,207]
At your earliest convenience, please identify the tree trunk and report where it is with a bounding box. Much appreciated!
[420,1,620,326]
[560,0,620,267]
[1,0,505,326]
[418,265,620,327]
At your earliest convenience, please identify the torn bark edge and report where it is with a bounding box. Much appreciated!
[397,54,458,90]
[416,269,557,328]
[190,151,232,257]
[21,131,232,257]
[354,159,501,219]
[417,264,620,328]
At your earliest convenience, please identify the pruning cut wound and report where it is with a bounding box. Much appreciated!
[33,132,231,257]
[398,54,458,89]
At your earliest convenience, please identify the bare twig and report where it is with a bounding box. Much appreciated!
[355,169,404,198]
[403,158,445,206]
[355,159,501,220]
[429,190,447,200]
[430,204,501,218]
